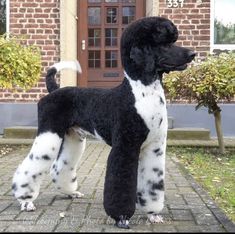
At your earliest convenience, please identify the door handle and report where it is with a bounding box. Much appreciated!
[82,40,86,50]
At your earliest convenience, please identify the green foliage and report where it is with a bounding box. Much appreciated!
[164,52,235,114]
[0,34,41,90]
[214,19,235,44]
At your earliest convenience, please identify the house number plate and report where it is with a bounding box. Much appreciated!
[166,0,184,8]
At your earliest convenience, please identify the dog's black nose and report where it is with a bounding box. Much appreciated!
[188,51,196,60]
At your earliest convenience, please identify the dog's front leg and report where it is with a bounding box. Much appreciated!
[137,138,167,223]
[104,144,140,229]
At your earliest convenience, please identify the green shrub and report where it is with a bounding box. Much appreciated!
[164,52,235,112]
[164,52,235,154]
[0,34,41,90]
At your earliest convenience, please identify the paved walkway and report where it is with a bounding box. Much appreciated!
[0,142,234,232]
[1,137,235,147]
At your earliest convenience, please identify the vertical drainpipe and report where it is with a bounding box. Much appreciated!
[60,0,78,88]
[146,0,159,16]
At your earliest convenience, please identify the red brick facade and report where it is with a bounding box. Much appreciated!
[159,0,210,59]
[0,0,60,102]
[159,0,212,104]
[1,0,212,103]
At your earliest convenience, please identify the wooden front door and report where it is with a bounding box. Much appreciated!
[77,0,145,88]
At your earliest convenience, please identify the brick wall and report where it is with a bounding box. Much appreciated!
[1,0,211,103]
[159,0,210,59]
[0,0,60,102]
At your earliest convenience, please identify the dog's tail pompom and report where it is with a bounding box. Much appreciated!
[52,61,82,74]
[46,61,82,93]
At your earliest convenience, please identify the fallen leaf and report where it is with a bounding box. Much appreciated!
[205,213,212,216]
[59,212,66,218]
[213,176,220,180]
[212,178,221,182]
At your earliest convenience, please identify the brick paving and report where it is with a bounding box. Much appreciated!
[0,142,234,232]
[1,137,235,148]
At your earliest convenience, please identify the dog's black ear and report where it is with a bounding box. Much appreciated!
[130,46,155,73]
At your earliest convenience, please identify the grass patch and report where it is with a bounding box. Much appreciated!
[167,147,235,222]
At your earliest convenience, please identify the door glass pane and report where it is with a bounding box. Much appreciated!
[106,8,117,24]
[122,7,135,24]
[88,29,101,46]
[88,51,101,68]
[105,51,118,68]
[105,28,118,46]
[88,7,101,25]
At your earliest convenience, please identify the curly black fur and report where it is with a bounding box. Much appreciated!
[18,17,195,228]
[121,17,195,85]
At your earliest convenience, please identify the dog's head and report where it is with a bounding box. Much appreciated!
[121,17,196,85]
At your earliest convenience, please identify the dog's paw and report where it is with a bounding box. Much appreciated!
[148,214,163,223]
[68,191,84,198]
[115,219,130,229]
[20,201,36,212]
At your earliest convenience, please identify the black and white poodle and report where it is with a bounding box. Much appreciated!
[12,17,195,229]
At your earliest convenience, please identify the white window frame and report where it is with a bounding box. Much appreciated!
[210,0,235,52]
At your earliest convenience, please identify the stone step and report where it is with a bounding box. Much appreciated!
[3,126,210,141]
[167,128,210,140]
[3,126,37,139]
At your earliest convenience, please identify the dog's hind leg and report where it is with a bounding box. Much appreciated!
[136,139,166,223]
[12,132,63,211]
[50,128,86,197]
